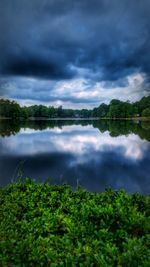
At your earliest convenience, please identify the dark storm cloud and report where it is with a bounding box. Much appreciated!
[0,0,150,82]
[2,57,76,80]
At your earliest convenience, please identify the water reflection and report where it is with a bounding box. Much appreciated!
[0,119,150,194]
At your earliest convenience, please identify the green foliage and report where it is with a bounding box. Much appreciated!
[93,103,109,118]
[0,99,21,118]
[0,180,150,266]
[108,100,140,119]
[142,108,150,117]
[135,96,150,115]
[0,96,150,119]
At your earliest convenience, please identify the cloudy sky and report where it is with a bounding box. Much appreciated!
[0,0,150,108]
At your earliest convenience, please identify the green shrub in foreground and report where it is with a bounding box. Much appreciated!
[0,179,150,266]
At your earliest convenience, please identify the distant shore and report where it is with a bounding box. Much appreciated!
[0,116,150,121]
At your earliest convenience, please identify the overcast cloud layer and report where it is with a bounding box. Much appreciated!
[0,0,150,107]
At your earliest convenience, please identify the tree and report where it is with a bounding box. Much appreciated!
[96,103,109,117]
[0,99,21,118]
[0,96,150,119]
[142,108,150,117]
[57,106,63,117]
[135,96,150,116]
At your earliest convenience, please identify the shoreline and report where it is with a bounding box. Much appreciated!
[0,116,150,121]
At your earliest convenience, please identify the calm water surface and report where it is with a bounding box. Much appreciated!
[0,120,150,194]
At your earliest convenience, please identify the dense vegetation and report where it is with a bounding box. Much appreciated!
[0,96,150,119]
[0,179,149,266]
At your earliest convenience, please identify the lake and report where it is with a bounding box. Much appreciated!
[0,119,150,194]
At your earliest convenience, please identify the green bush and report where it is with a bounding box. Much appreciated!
[0,179,150,266]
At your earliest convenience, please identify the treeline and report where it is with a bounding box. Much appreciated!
[0,99,91,119]
[93,96,150,118]
[0,96,150,119]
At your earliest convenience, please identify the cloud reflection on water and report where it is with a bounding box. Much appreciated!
[0,124,150,194]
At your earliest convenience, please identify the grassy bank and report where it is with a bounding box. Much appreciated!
[0,179,150,266]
